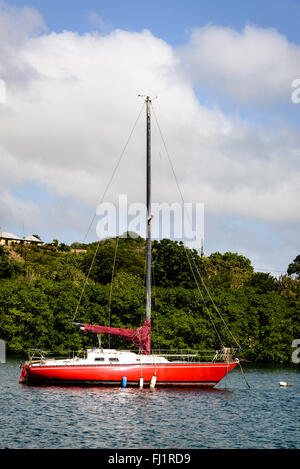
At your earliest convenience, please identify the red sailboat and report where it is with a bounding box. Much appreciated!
[20,97,239,387]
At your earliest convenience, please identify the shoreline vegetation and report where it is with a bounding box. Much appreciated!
[0,237,299,363]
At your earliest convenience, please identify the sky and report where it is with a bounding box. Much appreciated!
[0,0,299,276]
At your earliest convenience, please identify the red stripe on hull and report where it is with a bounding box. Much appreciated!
[20,362,237,387]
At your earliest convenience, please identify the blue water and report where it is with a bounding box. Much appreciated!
[0,357,299,449]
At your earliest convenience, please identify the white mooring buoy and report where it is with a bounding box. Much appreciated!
[150,375,156,389]
[279,381,291,387]
[139,377,144,389]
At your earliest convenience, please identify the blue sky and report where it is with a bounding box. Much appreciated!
[9,0,300,45]
[0,0,299,275]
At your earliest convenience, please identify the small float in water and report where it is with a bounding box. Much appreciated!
[279,381,292,387]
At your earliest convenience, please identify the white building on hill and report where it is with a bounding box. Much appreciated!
[22,235,43,246]
[0,232,43,246]
[0,232,22,246]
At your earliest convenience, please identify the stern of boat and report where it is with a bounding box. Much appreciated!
[19,363,30,384]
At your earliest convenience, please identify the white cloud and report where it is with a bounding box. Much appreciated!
[0,2,46,86]
[179,24,300,106]
[0,4,299,270]
[0,189,41,227]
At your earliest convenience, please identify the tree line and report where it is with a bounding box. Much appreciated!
[0,238,299,363]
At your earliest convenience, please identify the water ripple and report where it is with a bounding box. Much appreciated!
[0,359,299,448]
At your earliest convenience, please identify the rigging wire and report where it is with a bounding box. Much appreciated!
[82,101,146,244]
[108,236,119,348]
[72,101,146,323]
[189,251,241,347]
[151,102,240,349]
[184,243,224,347]
[238,361,251,388]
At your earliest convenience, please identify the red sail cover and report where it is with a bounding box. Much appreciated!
[84,319,151,355]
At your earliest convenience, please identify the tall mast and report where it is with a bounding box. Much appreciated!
[145,96,151,323]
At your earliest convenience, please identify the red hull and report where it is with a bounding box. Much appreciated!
[20,362,237,387]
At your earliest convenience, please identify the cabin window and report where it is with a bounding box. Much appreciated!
[109,357,119,362]
[94,357,105,361]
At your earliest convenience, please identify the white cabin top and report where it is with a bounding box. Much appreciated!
[30,348,169,367]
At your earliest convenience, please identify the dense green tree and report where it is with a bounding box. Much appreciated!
[0,240,299,363]
[0,246,25,279]
[152,239,202,288]
[248,272,278,293]
[287,255,300,278]
[81,236,146,284]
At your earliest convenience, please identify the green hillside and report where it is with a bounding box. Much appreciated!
[0,238,299,363]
